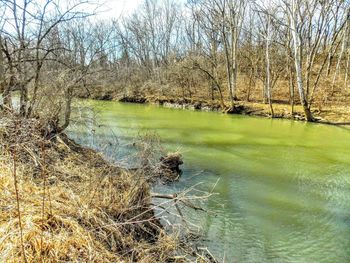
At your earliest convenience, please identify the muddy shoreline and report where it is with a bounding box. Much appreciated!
[79,94,350,125]
[81,94,329,122]
[74,88,350,126]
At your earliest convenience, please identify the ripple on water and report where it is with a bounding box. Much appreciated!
[69,101,350,262]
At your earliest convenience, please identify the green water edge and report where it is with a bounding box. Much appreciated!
[68,100,350,263]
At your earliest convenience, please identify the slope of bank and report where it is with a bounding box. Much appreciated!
[0,114,186,262]
[80,91,350,125]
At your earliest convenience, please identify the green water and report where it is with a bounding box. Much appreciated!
[69,100,350,262]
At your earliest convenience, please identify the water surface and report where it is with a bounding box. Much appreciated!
[69,100,350,263]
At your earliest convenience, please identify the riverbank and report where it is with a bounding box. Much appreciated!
[80,92,350,125]
[0,113,202,262]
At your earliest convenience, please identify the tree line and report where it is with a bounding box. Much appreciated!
[1,0,349,127]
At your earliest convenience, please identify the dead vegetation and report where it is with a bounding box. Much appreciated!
[158,153,183,182]
[130,132,184,183]
[0,113,215,262]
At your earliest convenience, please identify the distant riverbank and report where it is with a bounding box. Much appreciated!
[78,92,350,126]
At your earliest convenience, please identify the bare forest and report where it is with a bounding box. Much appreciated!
[1,1,350,262]
[1,0,350,124]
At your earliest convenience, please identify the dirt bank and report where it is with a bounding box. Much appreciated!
[80,92,350,125]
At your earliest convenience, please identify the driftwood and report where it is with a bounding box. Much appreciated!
[151,181,219,263]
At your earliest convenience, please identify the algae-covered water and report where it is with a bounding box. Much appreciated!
[69,100,350,262]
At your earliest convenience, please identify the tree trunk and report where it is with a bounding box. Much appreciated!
[288,66,295,114]
[58,86,73,133]
[231,22,238,101]
[265,14,274,117]
[19,85,28,116]
[290,0,314,122]
[221,20,234,107]
[331,22,348,95]
[0,39,13,110]
[246,67,254,102]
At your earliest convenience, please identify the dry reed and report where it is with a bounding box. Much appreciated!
[0,112,216,262]
[0,113,178,262]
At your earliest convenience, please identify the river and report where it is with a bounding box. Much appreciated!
[68,100,350,263]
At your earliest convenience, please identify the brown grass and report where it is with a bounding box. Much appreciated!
[0,113,187,262]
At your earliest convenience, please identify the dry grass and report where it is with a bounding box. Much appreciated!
[0,113,190,262]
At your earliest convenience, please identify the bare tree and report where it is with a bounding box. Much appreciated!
[283,0,315,121]
[217,0,245,106]
[0,0,97,130]
[2,0,348,123]
[331,9,350,93]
